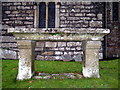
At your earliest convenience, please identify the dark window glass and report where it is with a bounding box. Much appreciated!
[39,2,46,28]
[48,2,55,28]
[113,2,119,21]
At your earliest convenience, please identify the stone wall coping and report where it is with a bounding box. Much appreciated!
[8,28,110,34]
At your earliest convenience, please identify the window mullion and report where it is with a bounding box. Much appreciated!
[46,2,48,28]
[55,2,60,28]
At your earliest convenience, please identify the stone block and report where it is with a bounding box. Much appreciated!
[76,47,82,50]
[75,42,82,46]
[62,54,72,61]
[86,13,96,17]
[97,14,102,20]
[82,41,101,78]
[67,42,76,47]
[73,51,80,55]
[24,22,33,24]
[58,42,66,47]
[5,11,11,14]
[9,6,17,10]
[0,43,17,48]
[81,10,91,13]
[80,17,91,20]
[84,6,93,9]
[68,52,73,55]
[58,47,65,51]
[36,42,44,47]
[60,24,67,27]
[65,47,71,50]
[82,2,91,5]
[44,56,56,60]
[60,16,66,20]
[0,36,16,42]
[45,42,57,47]
[12,11,19,14]
[36,55,44,60]
[64,52,68,55]
[73,54,82,62]
[75,13,83,16]
[14,2,21,5]
[70,48,76,50]
[60,9,66,13]
[41,51,54,56]
[0,31,7,35]
[90,20,102,27]
[55,51,63,55]
[0,49,18,59]
[99,53,103,59]
[55,56,62,60]
[67,17,80,21]
[35,47,43,51]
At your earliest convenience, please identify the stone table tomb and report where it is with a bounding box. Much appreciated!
[8,28,110,80]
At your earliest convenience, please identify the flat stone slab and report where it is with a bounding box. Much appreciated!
[33,72,83,79]
[7,28,110,41]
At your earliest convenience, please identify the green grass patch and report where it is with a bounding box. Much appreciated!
[2,59,119,88]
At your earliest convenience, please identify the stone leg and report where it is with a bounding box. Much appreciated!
[82,41,101,78]
[17,40,36,80]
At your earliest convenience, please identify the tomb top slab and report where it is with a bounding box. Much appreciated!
[8,28,110,34]
[8,28,110,41]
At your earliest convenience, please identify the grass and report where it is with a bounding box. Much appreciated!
[2,59,119,88]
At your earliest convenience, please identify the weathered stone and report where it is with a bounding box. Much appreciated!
[17,40,36,80]
[41,51,54,55]
[36,55,44,60]
[56,56,63,60]
[90,20,102,27]
[33,76,42,79]
[65,47,71,50]
[55,51,63,55]
[76,74,83,79]
[68,52,73,55]
[24,22,33,24]
[87,13,96,17]
[44,56,56,61]
[59,47,65,51]
[38,73,50,76]
[0,43,17,48]
[82,41,101,78]
[0,49,18,59]
[75,13,83,16]
[70,48,76,50]
[5,11,11,14]
[60,16,66,20]
[34,73,83,79]
[0,36,16,42]
[8,27,110,80]
[58,42,66,47]
[63,54,72,61]
[76,47,82,50]
[14,2,21,5]
[67,42,76,47]
[97,14,102,20]
[43,76,51,79]
[52,74,60,76]
[73,54,82,62]
[45,42,57,47]
[36,42,44,47]
[68,75,76,79]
